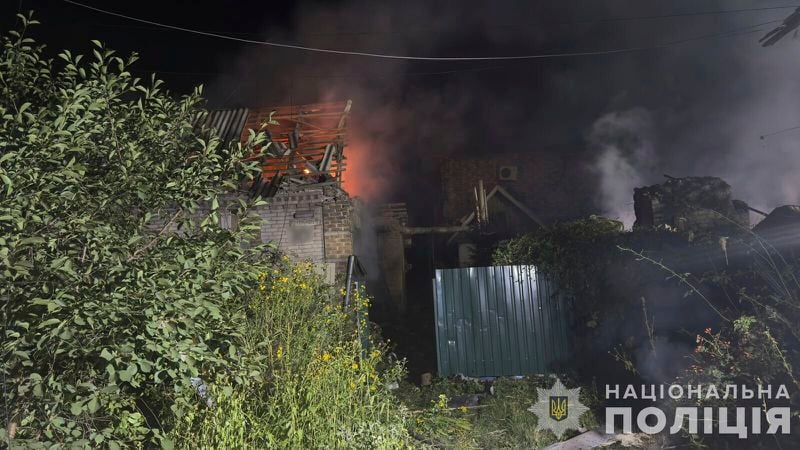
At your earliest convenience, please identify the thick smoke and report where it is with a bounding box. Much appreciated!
[588,108,658,227]
[204,0,800,220]
[196,0,800,381]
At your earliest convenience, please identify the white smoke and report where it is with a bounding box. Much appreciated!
[588,108,659,228]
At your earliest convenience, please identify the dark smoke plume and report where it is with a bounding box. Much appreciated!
[204,0,800,218]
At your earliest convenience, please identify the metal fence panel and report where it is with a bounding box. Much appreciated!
[433,265,571,377]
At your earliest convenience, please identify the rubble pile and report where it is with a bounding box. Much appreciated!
[633,176,750,233]
[753,205,800,252]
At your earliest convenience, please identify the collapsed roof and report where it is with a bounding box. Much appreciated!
[200,100,352,197]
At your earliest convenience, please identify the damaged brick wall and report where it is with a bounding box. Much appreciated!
[150,188,356,281]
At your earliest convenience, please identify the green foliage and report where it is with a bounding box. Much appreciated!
[493,216,624,327]
[170,262,413,449]
[0,13,275,447]
[677,244,800,396]
[0,14,418,449]
[394,376,601,449]
[629,230,800,446]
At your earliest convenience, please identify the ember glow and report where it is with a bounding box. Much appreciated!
[341,140,386,201]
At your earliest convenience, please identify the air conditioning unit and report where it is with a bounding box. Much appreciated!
[498,166,518,181]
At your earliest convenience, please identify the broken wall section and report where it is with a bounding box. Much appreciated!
[633,176,750,234]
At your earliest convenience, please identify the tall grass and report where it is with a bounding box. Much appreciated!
[171,259,413,449]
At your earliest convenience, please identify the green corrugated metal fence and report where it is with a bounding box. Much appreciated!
[433,265,571,377]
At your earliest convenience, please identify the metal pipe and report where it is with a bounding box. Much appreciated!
[401,225,471,235]
[343,254,356,309]
[746,205,769,217]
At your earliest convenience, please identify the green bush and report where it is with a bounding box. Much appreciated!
[170,262,413,448]
[0,13,274,448]
[394,376,601,449]
[492,216,624,329]
[0,14,413,449]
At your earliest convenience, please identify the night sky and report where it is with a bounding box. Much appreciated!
[4,1,800,224]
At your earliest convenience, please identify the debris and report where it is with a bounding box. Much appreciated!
[446,394,485,408]
[753,205,800,232]
[420,372,433,386]
[719,236,729,265]
[541,430,616,450]
[633,176,750,233]
[190,377,215,408]
[752,205,800,252]
[542,430,651,450]
[202,101,352,198]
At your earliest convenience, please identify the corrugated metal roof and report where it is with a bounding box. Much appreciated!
[201,108,249,146]
[201,101,352,197]
[433,265,571,377]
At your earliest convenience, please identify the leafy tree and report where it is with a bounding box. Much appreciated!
[0,13,271,447]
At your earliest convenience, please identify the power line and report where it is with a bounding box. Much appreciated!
[133,19,778,82]
[63,0,784,62]
[131,20,777,84]
[63,4,799,36]
[579,4,798,24]
[761,124,800,138]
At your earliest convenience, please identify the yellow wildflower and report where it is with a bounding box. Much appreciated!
[435,394,448,409]
[276,346,284,360]
[322,352,332,362]
[459,406,468,414]
[370,350,381,359]
[351,362,359,370]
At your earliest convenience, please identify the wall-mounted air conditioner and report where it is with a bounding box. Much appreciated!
[498,166,518,181]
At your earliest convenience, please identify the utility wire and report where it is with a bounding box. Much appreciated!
[63,0,784,62]
[578,4,798,23]
[133,19,778,82]
[761,124,800,138]
[62,4,799,35]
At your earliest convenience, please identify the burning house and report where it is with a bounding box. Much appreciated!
[201,100,359,280]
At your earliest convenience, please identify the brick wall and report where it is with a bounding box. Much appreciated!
[440,151,593,224]
[257,190,326,261]
[148,188,357,279]
[323,197,354,274]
